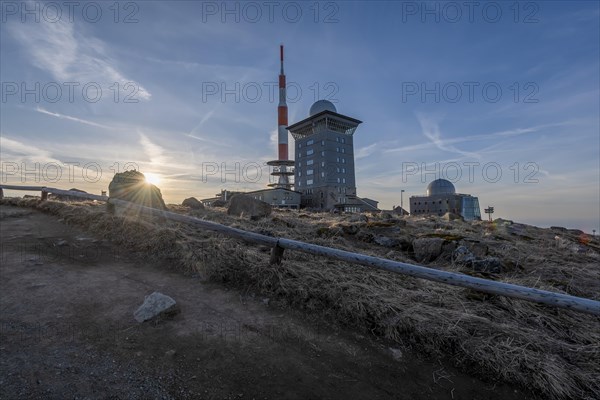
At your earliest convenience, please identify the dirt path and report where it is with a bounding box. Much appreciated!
[0,205,529,399]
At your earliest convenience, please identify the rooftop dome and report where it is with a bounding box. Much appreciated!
[426,179,456,196]
[309,100,337,116]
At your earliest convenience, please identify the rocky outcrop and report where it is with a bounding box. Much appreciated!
[182,197,204,210]
[108,170,166,210]
[227,194,271,219]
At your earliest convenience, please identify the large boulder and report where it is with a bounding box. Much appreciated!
[108,170,166,210]
[182,197,204,210]
[413,237,445,263]
[227,194,271,219]
[134,292,179,323]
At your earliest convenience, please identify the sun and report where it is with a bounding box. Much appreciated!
[144,172,161,185]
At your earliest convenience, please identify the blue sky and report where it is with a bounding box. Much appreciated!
[1,1,599,232]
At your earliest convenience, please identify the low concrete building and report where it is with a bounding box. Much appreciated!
[410,179,481,221]
[202,188,301,209]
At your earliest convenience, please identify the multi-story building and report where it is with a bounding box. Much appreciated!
[287,100,378,212]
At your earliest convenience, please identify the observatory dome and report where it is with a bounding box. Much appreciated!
[426,179,456,196]
[309,100,337,116]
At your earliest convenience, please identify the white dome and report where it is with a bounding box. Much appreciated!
[426,179,456,196]
[309,100,337,116]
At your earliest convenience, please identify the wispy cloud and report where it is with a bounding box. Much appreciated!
[416,114,481,159]
[139,133,168,165]
[7,12,151,100]
[355,142,379,159]
[384,120,571,154]
[35,107,112,129]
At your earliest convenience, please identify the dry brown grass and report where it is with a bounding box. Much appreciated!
[3,197,599,399]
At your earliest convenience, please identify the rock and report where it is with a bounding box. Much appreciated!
[165,349,176,358]
[413,238,445,263]
[227,194,272,219]
[374,236,399,248]
[389,347,403,361]
[211,199,227,207]
[134,292,179,323]
[442,212,463,221]
[453,246,476,265]
[493,218,513,226]
[472,257,503,273]
[356,231,374,243]
[55,239,68,247]
[182,197,204,210]
[340,224,360,235]
[393,219,408,228]
[349,214,368,223]
[461,240,488,258]
[109,170,167,210]
[381,213,393,220]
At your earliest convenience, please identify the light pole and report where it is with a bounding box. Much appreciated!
[400,190,405,216]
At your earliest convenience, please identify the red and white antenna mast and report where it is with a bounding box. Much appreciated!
[268,44,294,189]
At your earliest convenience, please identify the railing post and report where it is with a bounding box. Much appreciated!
[41,190,48,201]
[106,199,115,214]
[270,241,285,265]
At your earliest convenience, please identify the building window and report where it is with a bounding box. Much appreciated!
[321,172,325,177]
[307,179,313,185]
[306,149,314,156]
[307,169,314,175]
[341,137,346,144]
[298,171,302,177]
[307,159,314,166]
[321,140,325,146]
[342,168,346,173]
[298,143,302,148]
[321,151,325,156]
[336,147,340,152]
[321,161,325,167]
[298,161,301,167]
[307,139,314,146]
[342,158,346,164]
[342,178,346,183]
[337,178,341,183]
[336,167,340,173]
[342,148,345,153]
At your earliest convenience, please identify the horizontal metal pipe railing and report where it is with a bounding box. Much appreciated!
[1,184,599,316]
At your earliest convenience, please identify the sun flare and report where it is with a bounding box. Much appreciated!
[144,173,161,185]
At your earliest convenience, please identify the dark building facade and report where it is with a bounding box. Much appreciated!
[287,100,377,212]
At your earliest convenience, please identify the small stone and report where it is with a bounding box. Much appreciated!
[165,349,176,358]
[133,292,179,323]
[389,347,403,361]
